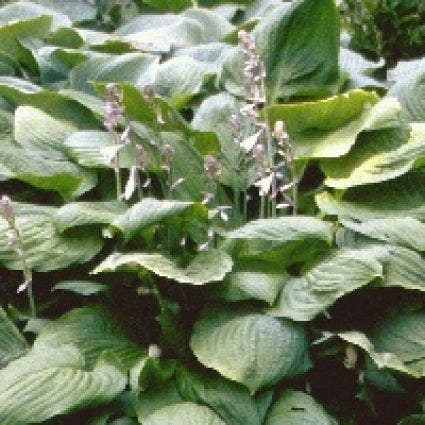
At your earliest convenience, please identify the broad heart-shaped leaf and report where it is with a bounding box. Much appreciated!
[214,271,287,305]
[55,201,127,233]
[27,0,97,23]
[267,245,384,321]
[0,344,126,424]
[14,105,77,159]
[34,306,144,369]
[176,366,263,425]
[340,47,385,90]
[265,390,337,425]
[0,203,102,272]
[143,402,226,425]
[321,123,422,189]
[0,306,28,368]
[0,76,100,127]
[111,198,204,241]
[339,311,425,378]
[264,91,405,160]
[93,250,233,286]
[316,171,425,221]
[0,14,51,61]
[190,308,311,393]
[254,0,339,101]
[0,142,96,199]
[341,218,425,252]
[154,56,210,108]
[227,216,333,244]
[64,130,136,169]
[191,92,252,190]
[69,52,159,94]
[388,59,425,121]
[117,14,204,53]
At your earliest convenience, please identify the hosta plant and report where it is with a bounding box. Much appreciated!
[0,0,425,424]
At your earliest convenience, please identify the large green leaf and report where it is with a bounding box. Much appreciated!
[388,59,425,121]
[264,390,337,425]
[93,250,233,286]
[0,344,126,424]
[339,311,425,378]
[321,123,423,189]
[64,130,135,168]
[264,91,405,160]
[190,308,310,393]
[34,306,144,369]
[0,203,102,272]
[111,198,201,241]
[69,53,159,94]
[176,366,263,425]
[267,245,384,321]
[143,402,226,425]
[117,14,204,53]
[142,0,192,13]
[55,201,127,233]
[0,76,100,127]
[316,172,425,220]
[215,271,287,305]
[191,92,250,189]
[340,47,384,89]
[254,0,339,101]
[341,218,425,252]
[0,307,28,368]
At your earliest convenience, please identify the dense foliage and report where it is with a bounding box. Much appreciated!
[1,0,425,424]
[342,0,425,66]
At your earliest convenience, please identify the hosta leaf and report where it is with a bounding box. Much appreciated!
[117,15,204,53]
[0,306,28,367]
[226,216,333,244]
[0,14,51,60]
[215,271,287,305]
[267,245,384,321]
[14,105,77,159]
[0,344,126,424]
[0,76,99,127]
[70,53,159,94]
[255,0,339,101]
[191,92,250,189]
[265,390,338,425]
[342,218,425,252]
[264,91,404,160]
[183,8,234,43]
[176,366,263,425]
[0,2,70,30]
[93,250,233,286]
[190,308,310,393]
[65,130,135,168]
[143,402,226,425]
[111,198,204,241]
[52,280,108,296]
[388,60,425,121]
[154,56,209,107]
[27,0,97,23]
[0,203,102,272]
[316,172,425,220]
[321,124,420,189]
[0,143,96,198]
[339,310,425,379]
[340,47,384,89]
[34,306,144,369]
[55,201,127,233]
[136,381,185,422]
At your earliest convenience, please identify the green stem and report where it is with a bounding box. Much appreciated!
[243,190,248,223]
[260,195,266,219]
